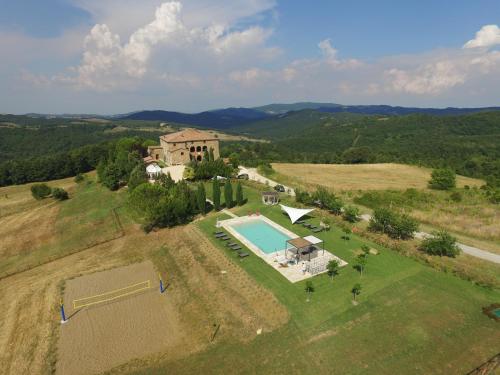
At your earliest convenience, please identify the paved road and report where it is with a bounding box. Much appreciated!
[361,214,500,264]
[238,167,295,196]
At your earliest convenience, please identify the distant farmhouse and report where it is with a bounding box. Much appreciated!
[147,129,220,166]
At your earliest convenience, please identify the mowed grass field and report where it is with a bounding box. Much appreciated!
[121,182,500,375]
[0,176,498,374]
[271,163,483,191]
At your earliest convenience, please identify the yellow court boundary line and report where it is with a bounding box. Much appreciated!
[73,280,151,309]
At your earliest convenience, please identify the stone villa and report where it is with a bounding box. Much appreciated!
[147,129,220,166]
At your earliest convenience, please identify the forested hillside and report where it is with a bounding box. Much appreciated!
[223,111,500,184]
[0,116,167,163]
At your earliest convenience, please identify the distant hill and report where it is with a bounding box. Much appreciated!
[253,102,500,116]
[120,108,270,129]
[121,103,500,129]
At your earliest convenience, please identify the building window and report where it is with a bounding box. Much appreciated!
[196,146,201,152]
[197,155,202,161]
[202,146,207,151]
[190,146,195,152]
[181,152,184,155]
[173,143,176,147]
[203,140,206,143]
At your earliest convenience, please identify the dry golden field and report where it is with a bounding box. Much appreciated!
[0,177,287,375]
[271,163,483,191]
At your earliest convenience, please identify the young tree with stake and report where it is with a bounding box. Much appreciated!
[326,259,339,281]
[355,254,367,276]
[352,283,362,301]
[305,280,315,302]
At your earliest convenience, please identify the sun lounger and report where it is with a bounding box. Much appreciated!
[303,223,312,228]
[219,236,230,240]
[230,245,242,251]
[312,228,323,233]
[296,220,305,224]
[215,233,226,238]
[226,242,238,247]
[237,251,250,258]
[214,230,224,235]
[310,225,318,229]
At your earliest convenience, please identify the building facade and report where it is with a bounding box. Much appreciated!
[157,129,220,165]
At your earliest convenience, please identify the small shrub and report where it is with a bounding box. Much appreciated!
[31,183,52,200]
[449,191,462,202]
[428,168,456,190]
[74,173,85,183]
[52,187,69,201]
[343,205,360,223]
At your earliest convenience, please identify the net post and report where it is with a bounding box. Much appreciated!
[60,298,67,324]
[159,273,164,293]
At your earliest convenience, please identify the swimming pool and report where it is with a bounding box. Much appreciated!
[231,218,293,254]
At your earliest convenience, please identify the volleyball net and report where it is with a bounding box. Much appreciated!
[73,280,151,310]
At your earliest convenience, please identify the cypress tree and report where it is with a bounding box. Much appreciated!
[197,183,206,214]
[224,180,233,208]
[236,182,244,206]
[213,178,221,211]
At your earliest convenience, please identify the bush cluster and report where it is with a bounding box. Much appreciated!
[368,207,419,240]
[419,230,460,258]
[296,186,343,215]
[31,183,52,200]
[428,168,456,190]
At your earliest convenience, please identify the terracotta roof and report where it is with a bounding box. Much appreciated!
[287,237,312,249]
[160,129,218,143]
[143,156,155,164]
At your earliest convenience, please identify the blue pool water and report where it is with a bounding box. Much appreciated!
[494,308,500,318]
[231,219,293,254]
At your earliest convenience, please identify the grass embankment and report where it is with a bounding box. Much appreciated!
[129,181,500,375]
[0,174,128,278]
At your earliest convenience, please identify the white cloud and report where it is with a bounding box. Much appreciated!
[59,1,278,90]
[385,61,466,95]
[463,24,500,49]
[318,39,338,60]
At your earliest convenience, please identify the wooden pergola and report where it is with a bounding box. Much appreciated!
[285,236,324,262]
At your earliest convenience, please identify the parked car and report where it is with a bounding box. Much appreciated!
[274,184,285,192]
[237,173,249,180]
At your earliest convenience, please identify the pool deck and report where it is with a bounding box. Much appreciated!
[219,214,347,283]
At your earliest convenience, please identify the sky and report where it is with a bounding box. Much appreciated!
[1,0,500,114]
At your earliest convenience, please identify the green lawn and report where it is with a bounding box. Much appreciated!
[127,181,500,375]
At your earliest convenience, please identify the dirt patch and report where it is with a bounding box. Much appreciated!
[57,261,184,375]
